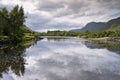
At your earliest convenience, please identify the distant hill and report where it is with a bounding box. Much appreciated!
[107,17,120,28]
[71,22,107,32]
[70,17,120,32]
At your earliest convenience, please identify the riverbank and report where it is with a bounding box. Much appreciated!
[0,35,43,44]
[84,37,120,51]
[87,37,120,43]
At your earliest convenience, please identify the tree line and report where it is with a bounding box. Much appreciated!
[78,27,120,38]
[40,30,79,36]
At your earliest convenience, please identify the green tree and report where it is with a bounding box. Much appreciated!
[9,5,25,42]
[0,8,11,36]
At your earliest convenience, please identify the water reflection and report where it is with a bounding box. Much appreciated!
[1,38,120,80]
[19,38,120,80]
[0,41,37,78]
[85,40,120,54]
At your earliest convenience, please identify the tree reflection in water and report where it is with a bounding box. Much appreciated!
[85,40,120,54]
[0,41,37,78]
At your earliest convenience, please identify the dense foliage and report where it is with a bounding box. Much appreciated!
[79,27,120,38]
[0,5,26,42]
[0,5,40,43]
[40,30,79,36]
[0,39,37,77]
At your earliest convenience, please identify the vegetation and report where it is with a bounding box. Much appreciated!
[0,40,37,78]
[78,26,120,38]
[86,40,120,51]
[40,30,79,36]
[0,5,40,43]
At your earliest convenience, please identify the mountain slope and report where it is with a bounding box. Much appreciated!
[70,17,120,32]
[107,17,120,28]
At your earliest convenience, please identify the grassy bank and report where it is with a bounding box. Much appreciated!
[0,32,42,44]
[87,37,120,42]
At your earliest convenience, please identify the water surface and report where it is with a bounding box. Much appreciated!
[1,38,120,80]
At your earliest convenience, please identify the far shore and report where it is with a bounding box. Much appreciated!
[40,36,120,43]
[87,37,120,43]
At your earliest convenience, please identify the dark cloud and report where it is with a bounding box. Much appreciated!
[36,0,65,11]
[36,0,120,16]
[96,0,120,10]
[66,0,89,13]
[36,0,89,16]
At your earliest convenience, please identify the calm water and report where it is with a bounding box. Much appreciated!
[0,38,120,80]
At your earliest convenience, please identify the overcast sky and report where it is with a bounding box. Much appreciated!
[0,0,120,32]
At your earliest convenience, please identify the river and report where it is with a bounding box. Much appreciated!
[0,37,120,80]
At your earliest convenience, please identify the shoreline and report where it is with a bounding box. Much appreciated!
[0,37,43,45]
[87,37,120,43]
